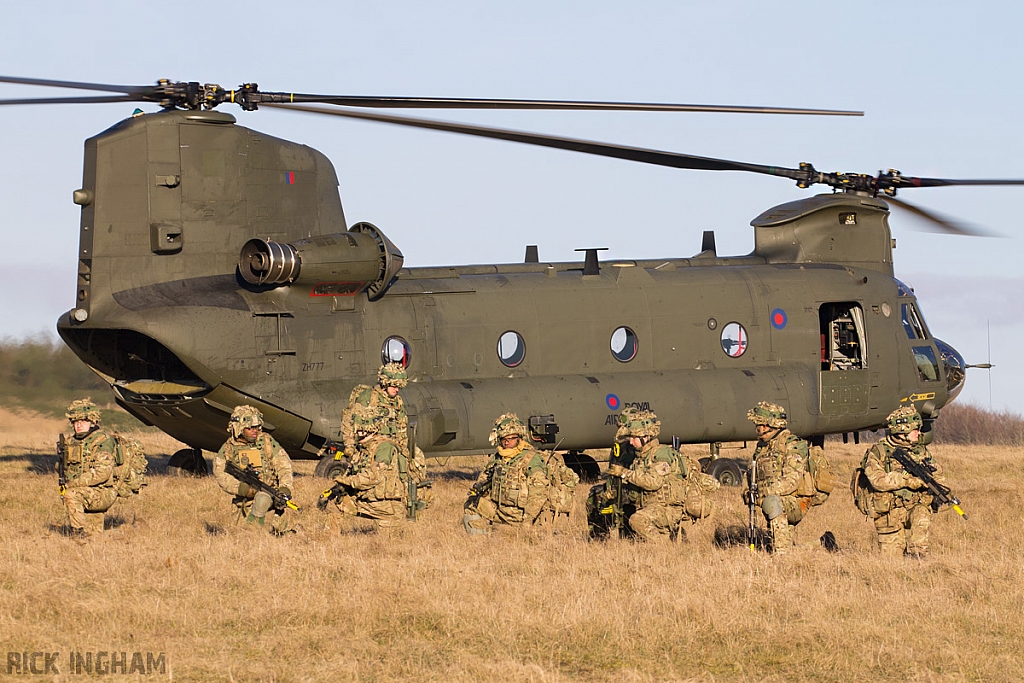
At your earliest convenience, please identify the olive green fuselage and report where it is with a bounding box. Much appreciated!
[57,110,959,457]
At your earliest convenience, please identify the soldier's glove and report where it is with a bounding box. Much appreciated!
[606,464,626,478]
[237,482,257,499]
[903,474,926,490]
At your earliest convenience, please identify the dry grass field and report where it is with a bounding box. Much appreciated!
[1,406,1022,682]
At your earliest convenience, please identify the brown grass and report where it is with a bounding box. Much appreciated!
[1,407,1022,682]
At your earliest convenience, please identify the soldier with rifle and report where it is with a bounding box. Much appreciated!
[586,407,639,539]
[320,403,421,529]
[214,405,296,534]
[859,405,965,557]
[57,399,120,541]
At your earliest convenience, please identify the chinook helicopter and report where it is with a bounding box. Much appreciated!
[3,76,1018,481]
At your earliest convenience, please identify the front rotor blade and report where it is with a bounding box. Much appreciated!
[0,95,137,106]
[266,103,807,178]
[0,75,151,95]
[259,92,863,116]
[886,196,999,237]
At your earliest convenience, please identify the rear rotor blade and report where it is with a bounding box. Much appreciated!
[0,75,152,95]
[265,102,806,178]
[258,92,862,116]
[0,95,137,106]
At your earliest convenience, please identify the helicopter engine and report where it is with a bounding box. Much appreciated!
[238,221,403,300]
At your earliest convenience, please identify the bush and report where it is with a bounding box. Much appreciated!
[934,402,1024,446]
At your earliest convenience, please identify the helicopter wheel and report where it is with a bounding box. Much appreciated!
[562,451,601,483]
[704,458,743,487]
[167,448,209,477]
[314,454,349,480]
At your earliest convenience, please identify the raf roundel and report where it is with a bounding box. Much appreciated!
[606,394,620,410]
[771,308,788,330]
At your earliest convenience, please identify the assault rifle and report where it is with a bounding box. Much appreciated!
[224,461,301,512]
[891,448,968,520]
[317,482,345,511]
[747,456,759,551]
[56,434,67,496]
[407,479,433,521]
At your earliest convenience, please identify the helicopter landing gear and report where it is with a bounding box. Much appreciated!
[562,451,601,482]
[314,453,349,480]
[700,457,743,487]
[167,447,208,477]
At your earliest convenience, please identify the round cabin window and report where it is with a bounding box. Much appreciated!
[497,331,526,367]
[610,326,638,362]
[720,322,748,358]
[381,336,411,367]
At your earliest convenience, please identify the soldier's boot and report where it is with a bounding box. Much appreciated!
[769,516,794,555]
[876,530,904,555]
[246,492,273,527]
[84,512,105,536]
[462,513,489,536]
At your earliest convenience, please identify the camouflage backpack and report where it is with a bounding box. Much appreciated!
[679,450,720,519]
[545,453,580,515]
[806,444,836,506]
[111,433,148,497]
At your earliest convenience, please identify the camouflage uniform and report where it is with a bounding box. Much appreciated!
[60,399,119,537]
[339,363,409,467]
[587,407,640,538]
[862,406,945,557]
[745,401,814,554]
[463,414,550,534]
[608,411,694,543]
[214,405,294,533]
[333,404,411,528]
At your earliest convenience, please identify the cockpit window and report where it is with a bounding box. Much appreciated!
[895,279,915,298]
[912,345,941,382]
[901,303,929,340]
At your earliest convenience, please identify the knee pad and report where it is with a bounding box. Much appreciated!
[761,495,785,521]
[251,491,273,518]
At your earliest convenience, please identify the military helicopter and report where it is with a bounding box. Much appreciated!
[3,76,1019,481]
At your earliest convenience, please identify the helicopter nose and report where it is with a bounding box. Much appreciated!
[935,338,966,402]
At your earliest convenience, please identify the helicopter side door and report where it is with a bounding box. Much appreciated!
[818,301,872,417]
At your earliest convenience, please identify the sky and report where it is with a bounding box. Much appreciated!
[1,1,1021,413]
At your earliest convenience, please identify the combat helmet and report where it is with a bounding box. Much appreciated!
[623,410,661,440]
[378,362,408,388]
[614,406,641,442]
[747,401,788,429]
[228,405,264,439]
[488,413,528,446]
[886,405,923,435]
[66,398,101,425]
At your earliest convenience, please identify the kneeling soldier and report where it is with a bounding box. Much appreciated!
[332,404,410,529]
[861,406,948,557]
[606,410,699,543]
[744,401,815,554]
[59,399,119,539]
[463,413,550,534]
[214,405,295,534]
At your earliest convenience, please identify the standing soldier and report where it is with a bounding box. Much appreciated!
[58,399,119,540]
[860,405,947,557]
[605,410,701,543]
[330,404,411,529]
[214,405,295,534]
[744,401,815,554]
[463,413,550,534]
[587,406,640,538]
